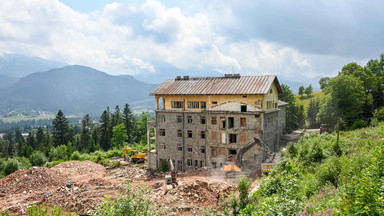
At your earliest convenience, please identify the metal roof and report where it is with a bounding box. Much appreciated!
[150,75,282,95]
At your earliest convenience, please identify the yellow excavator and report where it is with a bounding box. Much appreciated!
[124,146,147,163]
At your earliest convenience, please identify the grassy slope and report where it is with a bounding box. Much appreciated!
[245,123,384,215]
[294,91,323,111]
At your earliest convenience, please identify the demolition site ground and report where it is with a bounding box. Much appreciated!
[0,159,259,215]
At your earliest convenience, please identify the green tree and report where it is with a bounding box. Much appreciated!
[29,150,48,166]
[80,114,92,152]
[298,85,305,97]
[35,127,45,152]
[307,98,320,127]
[318,75,365,127]
[112,124,128,148]
[304,84,313,97]
[319,77,330,90]
[27,131,35,150]
[279,84,299,132]
[52,110,71,147]
[111,105,122,128]
[122,103,135,144]
[100,109,111,151]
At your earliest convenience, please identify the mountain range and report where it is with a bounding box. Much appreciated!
[0,65,156,115]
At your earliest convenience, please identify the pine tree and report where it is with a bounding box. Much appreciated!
[112,105,122,128]
[100,109,111,150]
[52,110,71,147]
[36,127,45,152]
[122,103,135,144]
[80,114,92,152]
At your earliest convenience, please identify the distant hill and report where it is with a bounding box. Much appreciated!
[0,75,18,89]
[0,53,67,78]
[0,65,157,115]
[295,91,324,111]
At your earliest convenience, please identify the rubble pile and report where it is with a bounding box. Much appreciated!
[0,161,123,215]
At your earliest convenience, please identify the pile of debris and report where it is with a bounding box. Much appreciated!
[0,161,123,215]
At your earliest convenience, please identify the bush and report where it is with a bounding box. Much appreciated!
[2,158,22,176]
[93,181,163,216]
[349,120,368,130]
[70,151,81,160]
[374,107,384,122]
[29,151,48,166]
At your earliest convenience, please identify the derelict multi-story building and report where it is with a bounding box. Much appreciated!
[146,74,287,172]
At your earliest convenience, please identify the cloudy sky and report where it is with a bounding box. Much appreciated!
[1,0,383,82]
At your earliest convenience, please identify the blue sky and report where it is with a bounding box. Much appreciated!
[0,0,383,84]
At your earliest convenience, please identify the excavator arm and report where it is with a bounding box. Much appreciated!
[236,137,275,167]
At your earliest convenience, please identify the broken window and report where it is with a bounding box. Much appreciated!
[240,117,246,126]
[228,117,234,129]
[200,116,206,124]
[201,131,205,139]
[201,101,206,109]
[172,101,184,108]
[195,160,198,167]
[188,130,192,138]
[242,95,247,98]
[212,162,217,169]
[229,134,237,143]
[187,116,193,123]
[270,88,273,94]
[241,105,247,112]
[220,117,226,129]
[159,129,165,136]
[177,115,182,123]
[178,145,183,151]
[187,147,193,152]
[177,130,183,137]
[187,159,192,166]
[229,149,237,155]
[211,117,217,125]
[188,101,199,109]
[201,148,206,154]
[212,101,218,105]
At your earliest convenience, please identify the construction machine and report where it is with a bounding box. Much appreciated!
[124,146,147,163]
[223,137,276,176]
[165,156,177,186]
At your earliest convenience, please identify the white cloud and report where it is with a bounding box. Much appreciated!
[0,0,377,83]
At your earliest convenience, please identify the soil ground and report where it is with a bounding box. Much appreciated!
[0,159,257,215]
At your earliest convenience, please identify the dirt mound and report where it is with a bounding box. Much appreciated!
[0,161,122,215]
[52,160,106,183]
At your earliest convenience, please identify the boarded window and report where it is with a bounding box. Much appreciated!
[221,133,226,144]
[188,101,199,109]
[240,133,247,142]
[211,131,217,140]
[172,101,184,108]
[219,147,226,156]
[240,117,246,126]
[211,147,218,156]
[228,117,234,129]
[211,117,217,125]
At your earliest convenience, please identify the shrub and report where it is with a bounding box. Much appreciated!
[70,151,81,160]
[29,151,48,166]
[374,107,384,122]
[93,181,164,216]
[349,120,368,130]
[2,158,22,176]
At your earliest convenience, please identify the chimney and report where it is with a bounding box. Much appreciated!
[183,75,189,80]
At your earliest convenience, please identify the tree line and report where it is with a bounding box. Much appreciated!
[281,54,384,132]
[0,103,153,170]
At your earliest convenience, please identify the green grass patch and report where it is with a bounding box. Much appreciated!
[295,91,323,111]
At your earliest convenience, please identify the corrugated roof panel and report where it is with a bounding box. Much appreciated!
[150,75,282,95]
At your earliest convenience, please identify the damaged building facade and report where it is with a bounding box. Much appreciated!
[147,74,287,172]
